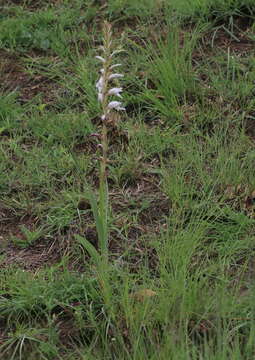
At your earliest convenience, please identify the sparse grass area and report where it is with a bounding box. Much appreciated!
[1,0,255,358]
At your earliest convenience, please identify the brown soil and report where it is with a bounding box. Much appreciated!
[208,28,254,54]
[4,0,61,9]
[0,209,59,270]
[0,240,60,270]
[0,50,59,104]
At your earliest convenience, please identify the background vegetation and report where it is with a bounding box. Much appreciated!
[1,0,255,358]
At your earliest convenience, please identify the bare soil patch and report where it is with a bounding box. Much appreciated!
[0,209,60,270]
[0,240,60,270]
[0,50,59,103]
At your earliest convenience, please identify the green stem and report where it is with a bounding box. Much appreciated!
[99,122,108,259]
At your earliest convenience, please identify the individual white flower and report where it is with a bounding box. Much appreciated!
[110,64,122,69]
[110,50,124,57]
[98,92,104,102]
[108,87,123,98]
[108,101,125,111]
[108,73,124,80]
[96,76,104,92]
[95,56,106,63]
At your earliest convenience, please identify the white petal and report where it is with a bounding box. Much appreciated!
[101,115,106,121]
[108,101,125,111]
[95,56,106,63]
[110,50,124,57]
[108,87,123,97]
[108,73,124,80]
[110,64,122,69]
[96,76,104,92]
[108,101,122,108]
[98,93,104,102]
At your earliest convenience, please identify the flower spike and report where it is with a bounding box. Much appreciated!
[95,19,124,118]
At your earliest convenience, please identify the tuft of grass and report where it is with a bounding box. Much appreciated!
[132,22,206,124]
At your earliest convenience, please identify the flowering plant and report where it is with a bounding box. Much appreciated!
[76,22,125,309]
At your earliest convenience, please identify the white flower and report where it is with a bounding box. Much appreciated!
[96,76,104,92]
[110,50,124,57]
[110,64,122,69]
[95,56,106,63]
[108,87,123,98]
[98,92,104,102]
[108,101,125,111]
[108,73,124,80]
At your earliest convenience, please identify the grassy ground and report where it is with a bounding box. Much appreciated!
[1,0,255,358]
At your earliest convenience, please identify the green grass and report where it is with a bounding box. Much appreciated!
[1,0,255,358]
